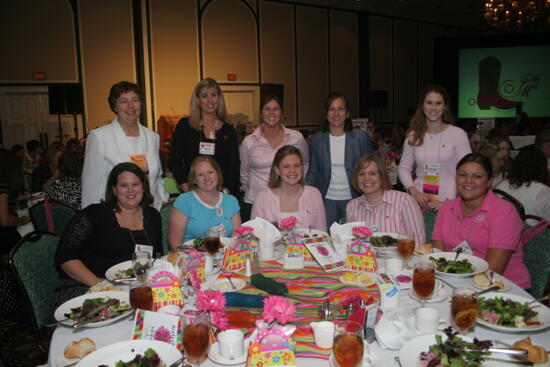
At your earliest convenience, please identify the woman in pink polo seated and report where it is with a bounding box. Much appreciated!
[251,145,327,231]
[432,153,530,289]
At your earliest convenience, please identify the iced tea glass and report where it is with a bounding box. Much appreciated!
[332,320,364,367]
[397,233,415,268]
[129,280,153,312]
[413,262,436,307]
[182,312,210,366]
[204,228,221,255]
[451,287,478,334]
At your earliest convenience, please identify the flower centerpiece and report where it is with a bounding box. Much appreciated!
[352,226,372,241]
[196,290,228,334]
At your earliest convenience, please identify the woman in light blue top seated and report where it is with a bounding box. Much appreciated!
[168,155,241,250]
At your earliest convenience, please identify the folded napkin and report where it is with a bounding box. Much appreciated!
[329,221,369,257]
[251,273,288,296]
[241,217,281,250]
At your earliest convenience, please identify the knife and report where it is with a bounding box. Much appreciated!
[113,277,137,283]
[452,347,528,356]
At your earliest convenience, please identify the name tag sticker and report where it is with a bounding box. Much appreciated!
[199,142,215,155]
[135,244,154,257]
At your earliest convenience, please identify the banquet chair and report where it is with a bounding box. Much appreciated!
[29,198,78,235]
[493,188,526,218]
[521,215,550,298]
[9,231,60,352]
[423,210,437,243]
[160,203,173,255]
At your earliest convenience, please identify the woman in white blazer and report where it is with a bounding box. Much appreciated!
[81,81,168,210]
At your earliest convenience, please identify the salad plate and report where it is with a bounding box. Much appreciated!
[54,291,131,328]
[471,278,512,293]
[420,252,488,278]
[105,260,134,283]
[295,228,330,241]
[339,272,376,287]
[211,277,246,292]
[477,293,550,333]
[76,340,180,367]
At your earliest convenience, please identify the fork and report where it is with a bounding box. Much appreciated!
[225,274,236,290]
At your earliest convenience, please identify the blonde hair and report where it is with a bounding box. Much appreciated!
[351,154,392,193]
[187,155,223,191]
[188,78,227,130]
[407,85,455,147]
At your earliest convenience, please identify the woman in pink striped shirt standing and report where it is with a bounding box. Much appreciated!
[251,145,326,231]
[346,154,425,245]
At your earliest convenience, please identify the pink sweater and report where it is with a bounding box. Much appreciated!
[398,125,471,201]
[251,186,327,232]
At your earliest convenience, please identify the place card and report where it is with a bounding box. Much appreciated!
[303,241,345,272]
[132,309,183,350]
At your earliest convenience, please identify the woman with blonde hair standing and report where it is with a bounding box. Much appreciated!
[170,78,240,195]
[398,85,471,211]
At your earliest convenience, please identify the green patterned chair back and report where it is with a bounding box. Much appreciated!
[521,215,550,298]
[29,199,78,235]
[9,231,60,351]
[160,203,173,255]
[423,210,437,243]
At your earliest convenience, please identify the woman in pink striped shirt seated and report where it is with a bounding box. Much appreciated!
[346,154,425,245]
[251,145,327,231]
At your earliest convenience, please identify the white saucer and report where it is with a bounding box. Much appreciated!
[408,280,449,303]
[471,279,511,292]
[208,341,248,365]
[211,277,246,292]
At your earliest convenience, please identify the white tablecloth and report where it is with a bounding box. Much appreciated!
[48,268,550,367]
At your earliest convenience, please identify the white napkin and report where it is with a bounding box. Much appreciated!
[329,221,370,258]
[147,259,182,283]
[241,217,281,250]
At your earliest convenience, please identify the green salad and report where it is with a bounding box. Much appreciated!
[65,297,130,322]
[429,256,474,274]
[98,348,166,367]
[370,235,397,247]
[114,268,134,279]
[419,327,492,367]
[478,296,539,328]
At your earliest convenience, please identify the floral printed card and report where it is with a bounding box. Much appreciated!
[303,241,345,272]
[132,309,183,350]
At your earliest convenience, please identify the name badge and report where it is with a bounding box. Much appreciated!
[425,163,441,177]
[207,223,227,237]
[199,142,215,155]
[452,241,473,255]
[135,244,154,257]
[130,154,149,174]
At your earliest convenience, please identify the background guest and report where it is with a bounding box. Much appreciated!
[55,163,162,304]
[81,81,168,210]
[31,141,64,192]
[306,92,372,226]
[477,143,508,188]
[45,152,84,208]
[169,156,240,249]
[398,85,471,210]
[347,154,425,245]
[252,145,326,231]
[494,146,550,225]
[240,94,308,222]
[432,153,529,289]
[170,78,240,195]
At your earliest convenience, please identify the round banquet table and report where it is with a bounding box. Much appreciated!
[48,265,550,367]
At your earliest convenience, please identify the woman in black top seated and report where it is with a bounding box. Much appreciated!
[55,162,162,304]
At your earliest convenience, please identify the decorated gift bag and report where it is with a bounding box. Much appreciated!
[222,239,251,272]
[147,261,184,310]
[346,241,377,272]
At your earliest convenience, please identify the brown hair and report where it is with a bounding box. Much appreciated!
[187,155,223,191]
[108,81,145,113]
[351,154,392,193]
[319,92,353,133]
[407,85,455,147]
[104,162,153,211]
[268,145,306,188]
[188,78,227,130]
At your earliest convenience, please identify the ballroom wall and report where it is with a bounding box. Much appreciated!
[0,0,480,134]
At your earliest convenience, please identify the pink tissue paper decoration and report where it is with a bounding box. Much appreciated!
[234,226,254,236]
[262,296,296,325]
[352,226,372,238]
[279,216,297,230]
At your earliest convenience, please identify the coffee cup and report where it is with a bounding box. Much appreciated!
[415,307,447,333]
[218,329,244,360]
[259,243,275,260]
[385,258,403,275]
[311,321,335,349]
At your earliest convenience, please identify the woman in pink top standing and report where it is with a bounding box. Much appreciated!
[346,154,425,245]
[251,145,326,231]
[398,85,471,211]
[239,95,308,221]
[432,153,530,289]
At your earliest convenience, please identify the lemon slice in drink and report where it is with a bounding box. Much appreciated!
[454,309,477,329]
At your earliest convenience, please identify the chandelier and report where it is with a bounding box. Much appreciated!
[484,0,550,27]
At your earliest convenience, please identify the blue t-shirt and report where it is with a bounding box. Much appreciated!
[173,191,240,242]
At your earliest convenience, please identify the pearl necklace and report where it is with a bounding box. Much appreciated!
[203,120,220,140]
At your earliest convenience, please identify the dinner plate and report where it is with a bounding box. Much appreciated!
[477,293,550,333]
[211,277,246,292]
[339,272,376,287]
[54,291,131,328]
[408,280,449,303]
[369,232,402,251]
[259,243,286,261]
[420,252,489,278]
[208,341,248,365]
[105,260,134,283]
[76,340,180,367]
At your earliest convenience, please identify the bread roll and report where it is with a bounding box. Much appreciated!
[513,337,548,364]
[473,273,491,287]
[414,244,432,255]
[64,337,96,359]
